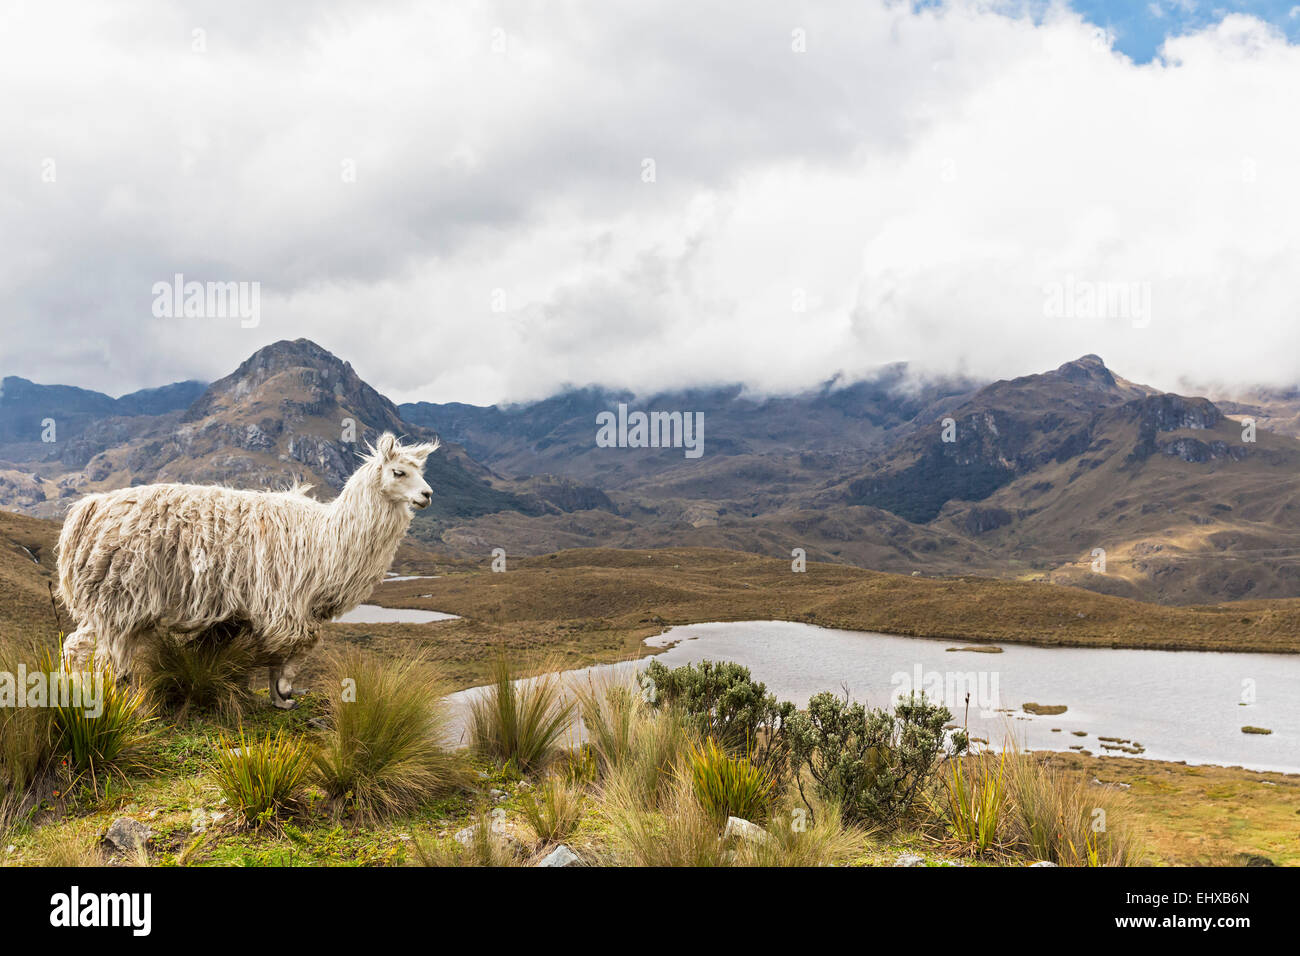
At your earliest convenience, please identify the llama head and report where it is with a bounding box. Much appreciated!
[365,432,439,510]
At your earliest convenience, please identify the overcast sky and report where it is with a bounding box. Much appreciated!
[3,0,1300,405]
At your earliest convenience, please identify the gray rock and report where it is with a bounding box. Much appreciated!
[722,816,770,844]
[536,844,582,867]
[103,817,152,854]
[894,853,926,867]
[1030,860,1058,867]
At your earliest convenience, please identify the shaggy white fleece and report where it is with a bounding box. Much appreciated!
[56,432,437,707]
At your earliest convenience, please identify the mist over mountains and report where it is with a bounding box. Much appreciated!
[3,338,1298,606]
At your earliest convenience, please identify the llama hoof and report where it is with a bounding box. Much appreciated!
[271,697,299,711]
[269,673,299,710]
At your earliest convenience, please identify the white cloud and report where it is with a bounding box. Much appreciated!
[2,1,1299,404]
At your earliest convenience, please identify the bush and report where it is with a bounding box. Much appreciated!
[642,659,795,785]
[138,627,259,720]
[520,776,585,845]
[468,655,575,773]
[684,737,774,823]
[788,691,961,828]
[312,650,465,821]
[212,728,314,828]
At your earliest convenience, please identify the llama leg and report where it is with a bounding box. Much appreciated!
[268,626,318,710]
[269,661,300,710]
[61,625,98,670]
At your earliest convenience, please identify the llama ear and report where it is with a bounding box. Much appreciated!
[408,439,440,465]
[376,433,399,461]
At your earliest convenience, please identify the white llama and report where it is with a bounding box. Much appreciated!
[56,433,438,708]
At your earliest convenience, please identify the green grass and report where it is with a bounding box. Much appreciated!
[48,656,153,790]
[932,750,1008,855]
[683,737,774,824]
[138,628,259,721]
[312,649,466,822]
[468,655,575,774]
[520,775,584,846]
[212,727,315,828]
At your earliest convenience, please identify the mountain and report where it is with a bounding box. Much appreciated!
[6,343,1300,605]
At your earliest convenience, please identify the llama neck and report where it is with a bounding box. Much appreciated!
[319,471,412,603]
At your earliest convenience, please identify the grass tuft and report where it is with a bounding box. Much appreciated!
[312,649,466,822]
[212,727,315,828]
[468,655,575,773]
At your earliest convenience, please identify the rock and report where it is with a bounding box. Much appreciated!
[306,717,329,730]
[1030,860,1058,867]
[103,817,152,854]
[894,853,926,867]
[489,788,508,802]
[722,816,770,844]
[536,844,582,867]
[189,808,209,833]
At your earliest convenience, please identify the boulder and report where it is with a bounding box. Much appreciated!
[103,817,152,854]
[894,853,926,867]
[536,844,582,867]
[722,816,770,845]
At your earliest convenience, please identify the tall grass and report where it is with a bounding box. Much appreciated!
[411,809,522,867]
[683,737,774,823]
[138,628,258,720]
[0,643,57,834]
[212,728,315,828]
[520,775,585,845]
[932,750,1008,856]
[1003,743,1145,866]
[468,655,575,773]
[312,649,466,821]
[47,655,152,789]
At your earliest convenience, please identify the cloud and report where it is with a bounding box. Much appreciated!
[2,1,1299,405]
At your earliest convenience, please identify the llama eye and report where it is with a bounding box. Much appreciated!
[392,469,406,478]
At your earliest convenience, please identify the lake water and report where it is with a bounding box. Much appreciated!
[334,604,459,624]
[446,620,1299,773]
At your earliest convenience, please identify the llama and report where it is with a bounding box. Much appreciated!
[56,433,438,708]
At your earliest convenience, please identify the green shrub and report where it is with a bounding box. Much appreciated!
[684,737,774,823]
[212,728,315,827]
[312,649,466,822]
[788,691,960,828]
[468,655,575,773]
[642,659,795,785]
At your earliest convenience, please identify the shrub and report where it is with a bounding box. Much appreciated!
[138,627,259,720]
[642,659,795,784]
[468,655,575,773]
[684,737,774,823]
[520,776,585,845]
[787,691,960,828]
[312,649,465,822]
